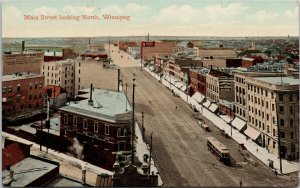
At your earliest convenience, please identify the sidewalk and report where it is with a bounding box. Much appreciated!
[143,67,300,175]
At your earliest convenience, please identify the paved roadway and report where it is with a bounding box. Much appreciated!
[106,44,297,187]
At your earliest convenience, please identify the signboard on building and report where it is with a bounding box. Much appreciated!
[142,41,155,47]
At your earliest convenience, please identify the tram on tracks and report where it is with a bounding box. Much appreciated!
[207,136,230,165]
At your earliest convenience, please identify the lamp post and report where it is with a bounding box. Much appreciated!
[131,77,136,164]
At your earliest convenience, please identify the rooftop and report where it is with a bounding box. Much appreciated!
[254,77,299,85]
[44,51,63,57]
[2,72,43,82]
[60,88,132,122]
[2,156,58,187]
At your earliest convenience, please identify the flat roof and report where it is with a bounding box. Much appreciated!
[2,157,58,187]
[47,176,85,187]
[43,117,60,136]
[2,72,43,82]
[60,88,132,122]
[254,77,299,85]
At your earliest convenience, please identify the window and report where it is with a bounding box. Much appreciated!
[289,106,293,114]
[280,131,285,138]
[267,114,269,121]
[78,69,81,74]
[267,126,270,133]
[265,90,268,97]
[291,132,294,139]
[7,96,12,102]
[259,110,261,116]
[29,94,32,100]
[272,104,275,111]
[94,122,98,132]
[273,129,276,136]
[64,114,68,124]
[290,119,293,127]
[118,142,125,151]
[117,128,127,137]
[105,125,109,135]
[279,106,284,112]
[259,121,261,128]
[273,141,276,148]
[291,144,296,152]
[29,83,33,89]
[73,116,77,126]
[65,80,67,84]
[83,119,88,129]
[39,92,42,98]
[280,119,284,126]
[289,95,293,101]
[279,94,283,101]
[39,82,42,88]
[8,86,12,93]
[3,87,7,93]
[262,100,264,107]
[255,97,257,104]
[16,95,20,102]
[258,98,260,105]
[271,92,274,99]
[65,67,67,71]
[266,101,268,109]
[65,73,67,78]
[78,78,80,83]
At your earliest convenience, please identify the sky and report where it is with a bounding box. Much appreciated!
[2,0,299,37]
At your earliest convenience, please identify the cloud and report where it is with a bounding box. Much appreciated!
[247,10,278,23]
[125,3,150,12]
[99,5,123,15]
[3,6,21,20]
[284,7,298,18]
[156,5,198,22]
[205,3,247,19]
[63,5,95,15]
[32,6,59,15]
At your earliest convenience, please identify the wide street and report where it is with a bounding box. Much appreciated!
[106,44,296,187]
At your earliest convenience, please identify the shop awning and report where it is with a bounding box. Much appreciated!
[244,126,261,140]
[181,85,187,91]
[175,82,184,88]
[231,117,247,131]
[191,92,205,103]
[220,115,232,123]
[209,103,218,113]
[203,100,211,108]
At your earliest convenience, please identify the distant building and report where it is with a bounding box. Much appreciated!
[119,41,137,51]
[189,67,210,96]
[206,69,234,103]
[2,51,44,75]
[242,56,264,68]
[141,41,177,61]
[198,48,237,59]
[59,87,132,169]
[44,85,67,107]
[41,59,75,97]
[74,59,119,95]
[2,72,44,118]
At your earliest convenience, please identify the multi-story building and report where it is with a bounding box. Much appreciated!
[2,51,44,75]
[189,67,210,96]
[172,46,184,54]
[206,70,234,103]
[59,87,132,169]
[141,41,177,61]
[41,59,75,97]
[245,77,299,159]
[192,46,199,56]
[74,59,119,95]
[2,72,44,116]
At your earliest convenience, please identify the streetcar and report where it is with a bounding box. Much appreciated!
[207,137,230,165]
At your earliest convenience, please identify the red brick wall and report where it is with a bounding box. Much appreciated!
[2,75,45,115]
[60,111,131,169]
[219,104,235,118]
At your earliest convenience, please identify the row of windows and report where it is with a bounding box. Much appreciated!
[235,106,246,118]
[235,86,245,95]
[46,78,73,85]
[235,76,245,84]
[64,115,128,137]
[3,82,42,93]
[43,65,74,71]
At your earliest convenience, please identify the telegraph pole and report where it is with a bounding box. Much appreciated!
[276,96,283,174]
[125,83,128,112]
[141,112,145,140]
[149,132,153,174]
[230,104,233,137]
[131,78,136,164]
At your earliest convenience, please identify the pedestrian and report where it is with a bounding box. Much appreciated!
[176,106,177,109]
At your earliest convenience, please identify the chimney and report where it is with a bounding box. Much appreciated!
[9,170,14,179]
[6,164,10,171]
[210,65,213,70]
[21,41,25,52]
[88,83,93,106]
[82,166,86,185]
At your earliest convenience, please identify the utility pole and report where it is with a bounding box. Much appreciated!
[40,104,43,151]
[230,104,233,137]
[149,132,153,174]
[131,78,136,164]
[125,83,128,112]
[141,112,145,140]
[276,95,283,174]
[45,95,50,153]
[117,69,120,92]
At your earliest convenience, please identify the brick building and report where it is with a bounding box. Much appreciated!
[2,51,44,75]
[189,67,210,96]
[141,41,177,61]
[59,87,132,169]
[119,41,137,51]
[2,72,44,116]
[242,56,264,68]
